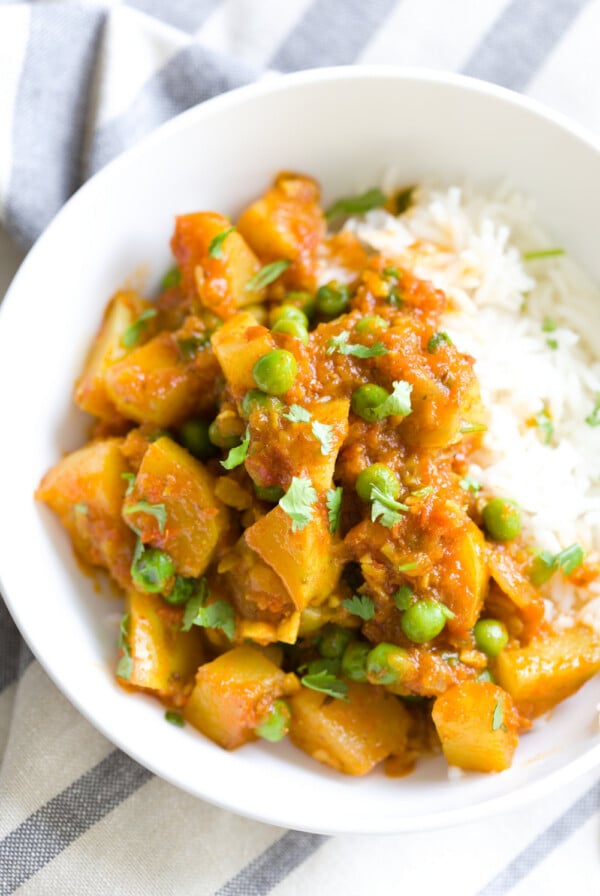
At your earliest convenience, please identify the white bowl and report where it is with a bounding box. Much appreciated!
[1,68,599,834]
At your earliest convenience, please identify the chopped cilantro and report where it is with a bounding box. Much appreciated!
[325,188,386,221]
[301,670,349,701]
[124,500,167,534]
[177,333,210,361]
[397,560,419,572]
[370,485,408,528]
[459,421,487,434]
[459,475,481,494]
[221,428,250,470]
[161,267,181,290]
[393,585,413,610]
[395,186,415,214]
[383,266,401,279]
[411,486,433,498]
[492,699,506,732]
[523,248,565,261]
[246,259,290,291]
[427,332,452,353]
[585,394,600,427]
[311,420,334,455]
[165,710,185,727]
[342,594,375,621]
[534,408,554,444]
[73,502,88,515]
[121,308,157,348]
[181,578,235,640]
[208,226,236,258]
[530,543,585,585]
[121,472,136,497]
[542,317,557,332]
[283,404,312,423]
[373,380,413,419]
[279,476,318,532]
[116,613,133,681]
[326,486,343,533]
[546,338,558,350]
[326,331,388,358]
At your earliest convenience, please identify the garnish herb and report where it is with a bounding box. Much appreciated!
[121,309,157,348]
[246,259,290,291]
[373,380,413,419]
[161,267,181,290]
[74,502,88,515]
[427,331,452,353]
[546,338,558,350]
[300,670,349,701]
[397,560,420,572]
[395,186,415,215]
[221,428,250,470]
[530,543,585,585]
[208,226,236,258]
[585,394,600,427]
[393,585,413,611]
[411,486,433,498]
[459,422,487,434]
[124,500,168,534]
[370,485,408,528]
[326,331,388,358]
[459,475,481,493]
[279,476,318,532]
[492,699,506,732]
[326,486,343,533]
[177,333,210,361]
[311,421,334,455]
[165,710,185,727]
[283,404,311,423]
[383,266,401,279]
[116,613,133,681]
[181,578,235,640]
[534,408,554,444]
[342,594,376,621]
[542,317,557,332]
[325,188,386,221]
[523,248,565,261]
[121,472,136,496]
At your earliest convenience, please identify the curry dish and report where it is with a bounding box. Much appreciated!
[37,172,600,776]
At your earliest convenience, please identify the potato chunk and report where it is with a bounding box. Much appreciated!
[493,625,600,716]
[171,212,264,318]
[36,438,135,588]
[432,681,520,772]
[123,436,230,577]
[120,590,204,704]
[74,290,149,421]
[289,683,411,775]
[211,311,276,396]
[183,645,299,749]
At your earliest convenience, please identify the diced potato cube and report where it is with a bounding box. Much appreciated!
[123,436,230,577]
[245,505,342,611]
[434,514,488,635]
[487,545,545,631]
[183,645,299,749]
[36,438,135,589]
[171,212,264,317]
[120,590,204,704]
[105,329,219,426]
[432,681,519,772]
[493,625,600,716]
[288,683,411,775]
[211,311,275,395]
[237,172,325,291]
[74,290,149,421]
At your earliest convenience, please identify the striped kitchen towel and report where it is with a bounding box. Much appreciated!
[0,1,599,894]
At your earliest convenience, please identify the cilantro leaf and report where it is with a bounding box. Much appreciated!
[411,486,433,498]
[459,421,487,434]
[534,408,554,444]
[373,380,413,419]
[542,317,557,333]
[301,670,349,701]
[326,331,388,358]
[181,578,235,640]
[116,613,133,681]
[326,188,387,221]
[427,331,452,353]
[342,594,375,621]
[585,394,600,427]
[546,338,558,350]
[177,333,210,361]
[279,476,318,532]
[124,500,167,534]
[395,186,415,215]
[165,710,185,727]
[221,427,250,470]
[554,543,585,575]
[492,699,505,731]
[459,475,481,493]
[161,267,181,290]
[208,226,236,258]
[523,248,565,261]
[370,485,408,528]
[246,259,290,291]
[121,472,136,497]
[283,404,312,423]
[121,308,158,348]
[393,585,413,611]
[73,502,88,515]
[326,486,343,533]
[397,560,420,572]
[311,421,334,455]
[530,543,585,585]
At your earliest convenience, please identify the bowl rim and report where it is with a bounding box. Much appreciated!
[2,65,600,834]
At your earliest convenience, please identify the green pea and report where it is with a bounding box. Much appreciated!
[318,624,353,660]
[401,600,448,643]
[272,319,309,344]
[131,547,174,594]
[355,315,389,335]
[341,641,370,682]
[366,643,410,685]
[253,349,298,395]
[163,575,196,605]
[208,420,241,449]
[270,304,309,328]
[474,618,509,657]
[241,390,284,418]
[315,281,350,317]
[356,463,400,502]
[254,483,285,503]
[255,699,291,743]
[286,291,316,320]
[482,498,522,541]
[351,384,390,422]
[179,419,217,460]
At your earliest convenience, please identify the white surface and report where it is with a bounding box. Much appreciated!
[0,68,599,835]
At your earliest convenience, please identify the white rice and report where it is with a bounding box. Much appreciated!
[329,184,600,627]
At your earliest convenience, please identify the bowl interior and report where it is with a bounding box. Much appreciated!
[1,69,599,833]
